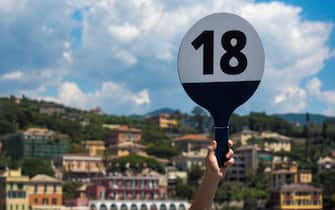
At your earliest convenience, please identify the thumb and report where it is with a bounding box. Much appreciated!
[207,140,217,156]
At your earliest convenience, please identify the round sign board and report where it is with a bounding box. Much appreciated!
[177,13,264,166]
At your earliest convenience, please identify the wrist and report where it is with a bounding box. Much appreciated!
[204,170,221,185]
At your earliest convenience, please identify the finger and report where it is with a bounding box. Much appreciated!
[224,158,234,167]
[207,140,217,156]
[225,149,234,159]
[228,139,233,148]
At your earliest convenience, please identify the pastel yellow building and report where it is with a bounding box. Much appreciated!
[278,184,322,210]
[145,114,178,129]
[231,129,258,145]
[298,170,312,184]
[81,140,106,157]
[158,114,178,129]
[0,168,29,210]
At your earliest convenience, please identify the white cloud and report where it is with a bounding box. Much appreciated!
[109,23,140,43]
[63,51,73,64]
[43,81,150,114]
[0,0,334,114]
[307,77,335,115]
[1,71,24,80]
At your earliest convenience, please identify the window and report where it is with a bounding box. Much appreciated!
[121,204,128,210]
[169,204,176,210]
[160,204,167,210]
[110,204,118,210]
[90,204,97,210]
[100,204,108,210]
[34,198,39,204]
[42,198,48,205]
[34,184,38,193]
[17,184,23,190]
[150,204,157,210]
[131,204,138,210]
[178,204,186,210]
[52,198,57,205]
[140,204,148,210]
[44,184,47,193]
[53,184,57,193]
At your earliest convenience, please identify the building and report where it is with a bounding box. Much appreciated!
[227,145,258,182]
[3,128,69,160]
[166,167,188,198]
[0,168,30,210]
[298,170,312,184]
[173,148,207,171]
[105,125,143,158]
[39,103,65,116]
[260,131,290,140]
[23,128,69,159]
[63,184,89,207]
[271,162,312,189]
[268,184,322,210]
[317,156,335,173]
[87,174,167,201]
[81,141,106,157]
[173,134,211,153]
[88,200,189,210]
[62,154,105,183]
[28,175,62,210]
[231,129,258,145]
[263,138,291,152]
[108,142,146,158]
[145,114,178,129]
[107,125,142,146]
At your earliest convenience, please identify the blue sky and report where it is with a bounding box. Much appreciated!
[0,0,334,116]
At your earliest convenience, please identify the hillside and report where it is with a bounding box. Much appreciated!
[274,113,333,125]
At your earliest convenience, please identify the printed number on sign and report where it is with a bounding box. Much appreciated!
[191,30,247,75]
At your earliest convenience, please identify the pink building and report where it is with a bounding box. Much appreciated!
[87,175,167,201]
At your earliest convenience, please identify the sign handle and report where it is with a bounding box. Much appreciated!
[214,126,229,167]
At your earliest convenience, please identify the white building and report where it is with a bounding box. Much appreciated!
[88,200,189,210]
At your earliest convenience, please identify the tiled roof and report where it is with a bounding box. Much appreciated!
[271,169,294,174]
[280,184,321,192]
[174,134,211,142]
[30,174,61,183]
[317,156,335,164]
[111,125,141,133]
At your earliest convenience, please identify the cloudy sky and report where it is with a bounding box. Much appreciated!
[0,0,334,115]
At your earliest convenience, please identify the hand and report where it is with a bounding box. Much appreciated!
[205,139,234,182]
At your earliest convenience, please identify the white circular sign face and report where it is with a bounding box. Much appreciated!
[178,13,264,84]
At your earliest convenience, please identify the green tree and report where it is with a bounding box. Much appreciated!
[190,106,209,133]
[146,144,180,159]
[63,182,82,201]
[314,170,335,209]
[188,164,204,186]
[22,158,54,177]
[176,178,195,200]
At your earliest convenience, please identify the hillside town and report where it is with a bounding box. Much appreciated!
[0,96,334,210]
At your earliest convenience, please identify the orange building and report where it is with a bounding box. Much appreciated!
[107,125,142,146]
[28,175,62,209]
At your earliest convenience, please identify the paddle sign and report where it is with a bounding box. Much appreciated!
[177,13,265,166]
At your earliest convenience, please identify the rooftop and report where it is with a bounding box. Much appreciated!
[280,184,321,192]
[30,174,61,183]
[109,125,141,133]
[174,134,211,142]
[318,156,335,165]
